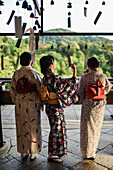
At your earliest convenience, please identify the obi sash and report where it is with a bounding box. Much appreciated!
[16,76,37,94]
[39,84,59,104]
[85,79,105,100]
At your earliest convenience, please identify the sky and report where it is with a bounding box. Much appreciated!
[1,0,113,40]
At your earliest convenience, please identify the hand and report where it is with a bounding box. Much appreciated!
[71,64,76,70]
[71,64,77,77]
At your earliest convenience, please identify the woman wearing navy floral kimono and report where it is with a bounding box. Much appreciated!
[40,55,78,163]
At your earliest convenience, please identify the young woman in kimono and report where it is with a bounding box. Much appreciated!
[77,56,113,160]
[39,55,78,163]
[10,52,42,160]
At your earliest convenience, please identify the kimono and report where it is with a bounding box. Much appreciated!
[77,70,113,158]
[43,72,78,157]
[10,66,42,154]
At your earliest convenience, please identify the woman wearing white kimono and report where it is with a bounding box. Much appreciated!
[77,57,113,160]
[10,52,42,160]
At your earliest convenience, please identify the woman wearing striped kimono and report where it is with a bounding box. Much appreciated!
[77,57,113,160]
[39,55,78,163]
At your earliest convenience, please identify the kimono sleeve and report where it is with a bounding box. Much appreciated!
[54,75,78,108]
[77,75,85,104]
[10,72,17,103]
[104,75,113,95]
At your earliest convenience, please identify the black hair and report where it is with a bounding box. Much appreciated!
[40,55,54,75]
[87,56,99,68]
[20,52,31,66]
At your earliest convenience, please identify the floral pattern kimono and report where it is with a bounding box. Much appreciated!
[77,70,113,158]
[10,66,42,154]
[43,72,78,157]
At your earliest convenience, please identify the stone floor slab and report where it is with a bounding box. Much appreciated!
[71,160,108,170]
[16,154,47,169]
[32,162,68,170]
[68,139,80,156]
[0,159,29,170]
[94,150,113,168]
[61,152,82,168]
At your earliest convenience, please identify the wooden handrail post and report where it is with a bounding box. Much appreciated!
[0,105,3,147]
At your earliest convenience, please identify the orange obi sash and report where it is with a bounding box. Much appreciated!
[85,79,105,100]
[39,84,59,104]
[47,92,59,104]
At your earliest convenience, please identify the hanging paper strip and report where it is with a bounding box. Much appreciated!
[15,56,20,70]
[35,33,39,50]
[84,7,87,17]
[31,50,35,67]
[15,23,27,48]
[94,11,102,25]
[84,58,87,69]
[6,10,15,25]
[1,55,4,70]
[29,29,34,52]
[15,16,22,39]
[68,17,71,28]
[67,54,71,67]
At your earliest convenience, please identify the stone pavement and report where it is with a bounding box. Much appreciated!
[0,105,113,169]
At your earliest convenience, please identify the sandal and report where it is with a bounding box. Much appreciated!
[47,158,63,163]
[21,153,29,160]
[30,154,36,161]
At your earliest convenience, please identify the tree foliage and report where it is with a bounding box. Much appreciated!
[0,32,113,82]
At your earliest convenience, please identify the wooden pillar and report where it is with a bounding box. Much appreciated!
[0,105,3,147]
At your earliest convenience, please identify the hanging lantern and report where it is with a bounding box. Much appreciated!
[85,0,88,4]
[16,1,20,6]
[102,1,105,5]
[0,1,4,6]
[85,44,88,49]
[27,5,32,11]
[67,2,72,8]
[0,1,4,15]
[33,26,37,30]
[30,12,34,18]
[51,45,54,49]
[50,0,54,5]
[67,44,70,49]
[67,0,72,28]
[35,20,41,28]
[22,0,28,9]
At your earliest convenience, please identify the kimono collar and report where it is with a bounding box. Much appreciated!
[21,65,32,70]
[89,70,101,75]
[46,72,55,76]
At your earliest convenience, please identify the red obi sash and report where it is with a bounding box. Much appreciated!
[16,76,37,94]
[85,79,105,100]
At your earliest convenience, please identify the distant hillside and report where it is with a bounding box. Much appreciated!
[39,28,113,45]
